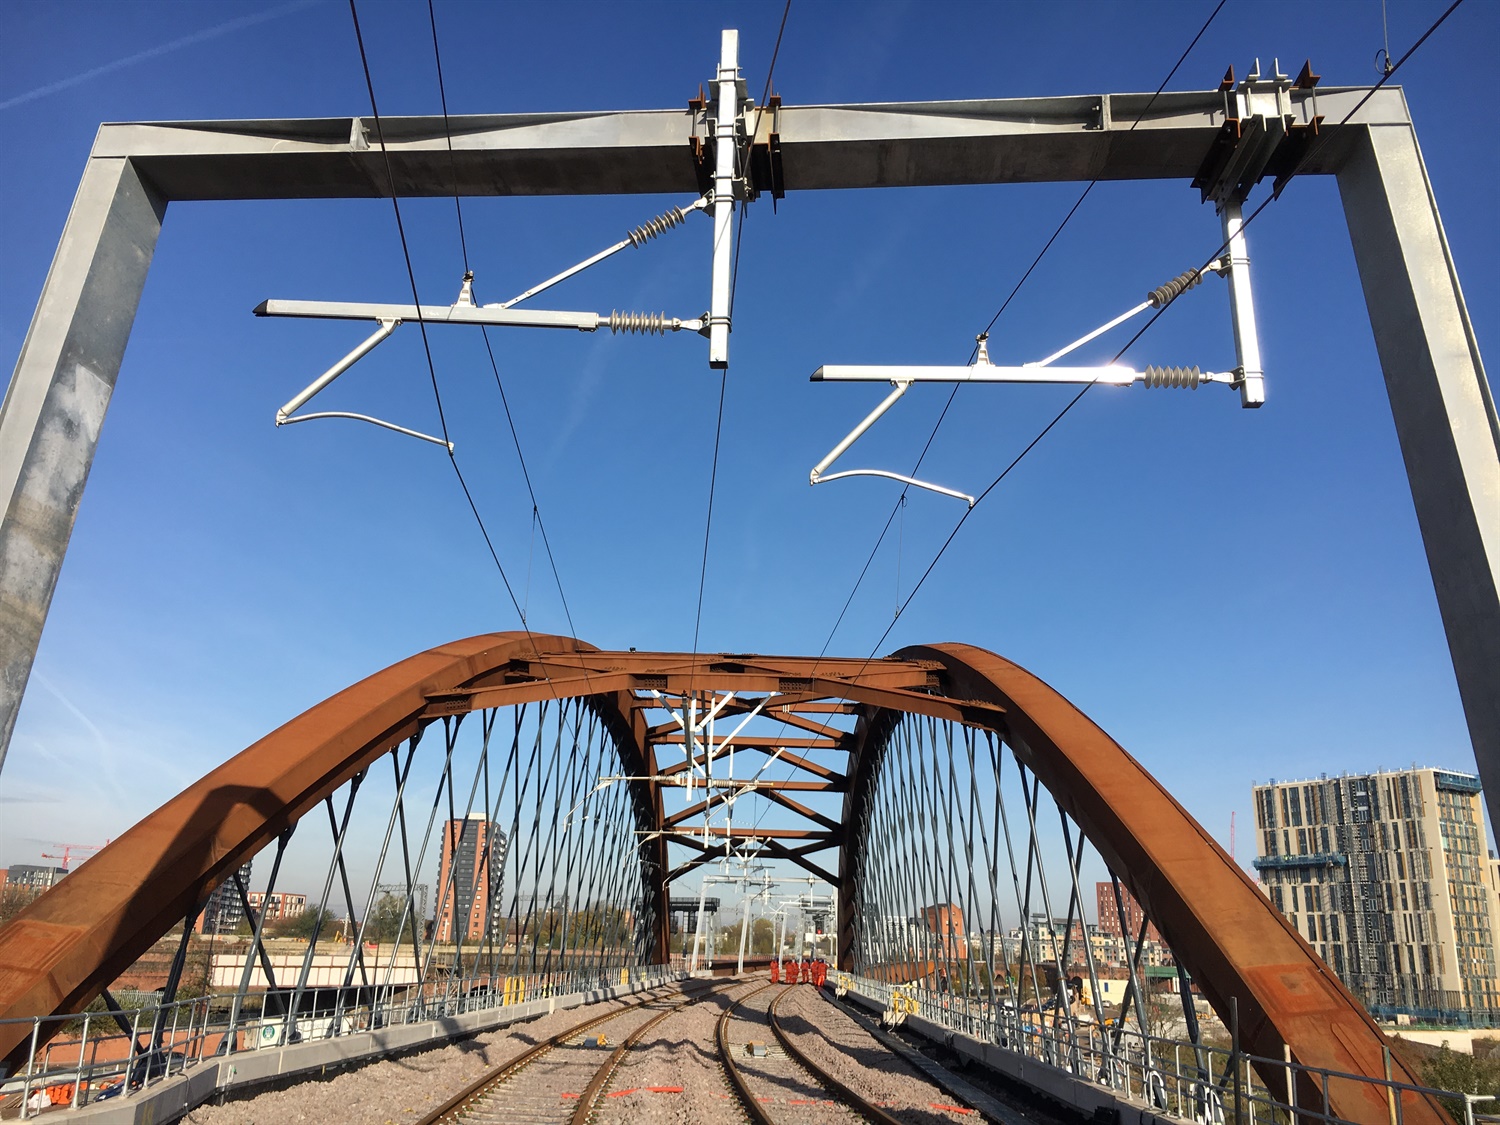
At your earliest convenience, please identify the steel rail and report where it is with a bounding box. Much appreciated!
[714,982,778,1123]
[767,986,914,1125]
[411,981,700,1125]
[718,983,906,1124]
[568,979,740,1123]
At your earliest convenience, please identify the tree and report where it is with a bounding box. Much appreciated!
[0,883,43,929]
[751,917,775,955]
[1422,1044,1500,1120]
[363,893,409,943]
[266,907,339,941]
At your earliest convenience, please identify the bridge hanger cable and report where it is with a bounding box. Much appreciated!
[855,0,1468,668]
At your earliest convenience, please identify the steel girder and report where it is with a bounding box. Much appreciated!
[0,635,1443,1125]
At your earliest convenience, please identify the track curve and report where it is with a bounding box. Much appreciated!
[413,981,725,1125]
[718,983,913,1124]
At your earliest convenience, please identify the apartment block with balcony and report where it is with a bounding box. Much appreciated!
[1253,767,1500,1022]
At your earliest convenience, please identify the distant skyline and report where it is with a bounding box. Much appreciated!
[2,0,1496,903]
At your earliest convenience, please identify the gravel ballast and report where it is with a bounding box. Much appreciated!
[768,984,987,1123]
[181,986,679,1125]
[180,980,1004,1125]
[583,978,763,1125]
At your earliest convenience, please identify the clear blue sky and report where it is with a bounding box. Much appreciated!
[2,0,1496,910]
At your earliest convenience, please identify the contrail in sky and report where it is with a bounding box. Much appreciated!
[0,0,321,112]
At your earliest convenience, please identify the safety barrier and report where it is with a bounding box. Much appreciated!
[0,966,679,1118]
[838,974,1494,1125]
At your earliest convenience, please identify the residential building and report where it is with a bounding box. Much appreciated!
[247,891,308,923]
[1253,768,1500,1021]
[435,815,507,943]
[1095,881,1162,943]
[920,903,966,957]
[5,865,68,891]
[194,861,254,935]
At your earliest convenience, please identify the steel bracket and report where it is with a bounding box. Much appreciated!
[1193,59,1323,206]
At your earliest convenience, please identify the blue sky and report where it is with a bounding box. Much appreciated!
[2,0,1497,913]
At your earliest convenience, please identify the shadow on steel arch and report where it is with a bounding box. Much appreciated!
[0,633,1440,1125]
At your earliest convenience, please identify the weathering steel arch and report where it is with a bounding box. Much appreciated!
[0,633,1449,1125]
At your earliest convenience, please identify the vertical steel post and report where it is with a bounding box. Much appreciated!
[707,29,739,369]
[1232,995,1243,1125]
[1218,198,1265,408]
[1336,122,1500,836]
[736,883,751,974]
[19,1018,40,1119]
[0,156,164,777]
[70,1011,89,1112]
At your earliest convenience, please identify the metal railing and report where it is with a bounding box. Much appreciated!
[843,974,1490,1125]
[0,965,676,1118]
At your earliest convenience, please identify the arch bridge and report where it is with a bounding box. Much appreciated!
[0,635,1442,1125]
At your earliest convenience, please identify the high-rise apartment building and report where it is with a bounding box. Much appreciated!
[1253,768,1500,1021]
[194,861,254,935]
[435,816,507,943]
[1095,881,1162,943]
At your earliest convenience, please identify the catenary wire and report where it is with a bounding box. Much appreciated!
[817,0,1228,659]
[856,0,1469,667]
[348,0,598,733]
[738,0,1290,870]
[349,0,522,616]
[426,0,587,645]
[732,0,1235,865]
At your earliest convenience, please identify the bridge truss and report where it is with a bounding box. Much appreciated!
[0,635,1446,1125]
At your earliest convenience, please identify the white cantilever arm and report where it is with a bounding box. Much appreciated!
[272,315,453,451]
[494,196,709,310]
[809,380,911,480]
[277,316,400,423]
[811,362,1141,385]
[808,380,977,505]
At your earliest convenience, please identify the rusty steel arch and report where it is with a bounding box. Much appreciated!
[0,631,655,1072]
[0,636,1441,1125]
[842,643,1440,1125]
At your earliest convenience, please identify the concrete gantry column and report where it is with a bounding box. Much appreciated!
[1336,113,1500,830]
[0,154,164,775]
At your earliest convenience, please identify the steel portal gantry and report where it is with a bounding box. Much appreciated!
[0,48,1496,833]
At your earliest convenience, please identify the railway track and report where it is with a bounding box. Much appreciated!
[716,983,909,1124]
[419,977,967,1125]
[413,980,728,1125]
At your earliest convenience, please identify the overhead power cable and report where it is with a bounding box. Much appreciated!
[817,0,1228,659]
[425,0,586,645]
[855,0,1469,667]
[349,0,516,612]
[742,0,1233,850]
[348,0,589,722]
